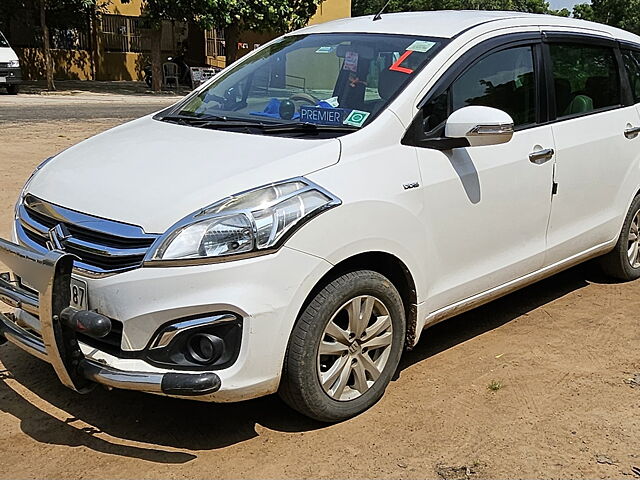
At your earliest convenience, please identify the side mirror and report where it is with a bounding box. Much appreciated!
[445,106,514,147]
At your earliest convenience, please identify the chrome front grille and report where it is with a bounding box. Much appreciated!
[16,194,159,276]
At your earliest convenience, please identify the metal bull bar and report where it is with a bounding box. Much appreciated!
[0,237,221,396]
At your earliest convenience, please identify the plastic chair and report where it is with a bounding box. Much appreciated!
[162,62,179,89]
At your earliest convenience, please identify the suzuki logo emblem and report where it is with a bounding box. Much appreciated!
[46,223,71,251]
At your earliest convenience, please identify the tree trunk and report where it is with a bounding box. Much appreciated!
[40,0,55,90]
[150,25,163,92]
[89,4,99,80]
[224,22,241,65]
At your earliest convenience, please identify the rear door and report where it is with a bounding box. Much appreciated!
[543,34,640,265]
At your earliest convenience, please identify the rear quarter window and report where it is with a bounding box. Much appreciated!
[622,50,640,103]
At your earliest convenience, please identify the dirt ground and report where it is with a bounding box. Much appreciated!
[0,99,639,479]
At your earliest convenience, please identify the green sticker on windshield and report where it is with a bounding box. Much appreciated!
[344,110,370,127]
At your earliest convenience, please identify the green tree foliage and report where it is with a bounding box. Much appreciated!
[573,0,640,35]
[132,0,321,90]
[352,0,552,17]
[0,0,102,90]
[213,0,323,63]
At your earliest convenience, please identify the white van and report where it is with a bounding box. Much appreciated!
[0,30,21,94]
[2,11,640,422]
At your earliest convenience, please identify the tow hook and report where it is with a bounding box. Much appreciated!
[60,307,111,339]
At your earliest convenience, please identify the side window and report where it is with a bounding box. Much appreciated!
[421,45,537,133]
[622,50,640,103]
[451,46,537,127]
[549,43,620,118]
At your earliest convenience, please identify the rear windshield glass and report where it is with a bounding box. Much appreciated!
[171,33,445,131]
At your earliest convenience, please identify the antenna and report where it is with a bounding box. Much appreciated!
[373,0,391,21]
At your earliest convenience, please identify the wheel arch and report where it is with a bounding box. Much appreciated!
[296,251,419,350]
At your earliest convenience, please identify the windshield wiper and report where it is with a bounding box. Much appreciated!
[260,122,359,134]
[159,113,230,124]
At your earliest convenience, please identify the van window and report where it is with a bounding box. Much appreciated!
[422,45,537,133]
[0,31,9,48]
[549,44,620,118]
[622,50,640,103]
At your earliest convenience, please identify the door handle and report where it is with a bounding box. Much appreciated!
[529,148,555,165]
[624,126,640,139]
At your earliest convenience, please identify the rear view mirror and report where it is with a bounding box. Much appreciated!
[445,106,514,147]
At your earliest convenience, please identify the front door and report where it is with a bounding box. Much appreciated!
[413,42,556,311]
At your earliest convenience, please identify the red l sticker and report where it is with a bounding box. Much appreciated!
[389,50,415,74]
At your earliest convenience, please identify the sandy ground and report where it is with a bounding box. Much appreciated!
[0,97,639,479]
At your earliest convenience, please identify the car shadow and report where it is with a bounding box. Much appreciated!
[0,262,603,462]
[399,263,597,371]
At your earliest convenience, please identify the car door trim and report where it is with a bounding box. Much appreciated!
[423,239,615,329]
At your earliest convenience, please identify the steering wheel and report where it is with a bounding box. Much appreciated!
[289,92,321,105]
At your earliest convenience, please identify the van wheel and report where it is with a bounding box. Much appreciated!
[600,195,640,281]
[6,85,19,95]
[279,270,406,422]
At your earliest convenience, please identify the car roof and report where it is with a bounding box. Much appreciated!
[295,10,640,45]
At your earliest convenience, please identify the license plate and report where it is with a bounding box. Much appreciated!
[70,277,88,310]
[0,77,6,83]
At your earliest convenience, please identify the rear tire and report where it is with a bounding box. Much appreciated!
[279,270,406,423]
[6,85,19,95]
[600,194,640,281]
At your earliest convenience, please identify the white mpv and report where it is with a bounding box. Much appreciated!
[2,11,640,422]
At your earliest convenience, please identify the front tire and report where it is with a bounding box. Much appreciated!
[600,194,640,281]
[6,85,19,95]
[279,270,406,422]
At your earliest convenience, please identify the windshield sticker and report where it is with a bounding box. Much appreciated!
[407,40,436,53]
[389,50,415,74]
[315,46,333,54]
[300,106,351,125]
[343,51,359,72]
[343,110,371,127]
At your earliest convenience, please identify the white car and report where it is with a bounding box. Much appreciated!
[0,30,21,94]
[2,11,640,422]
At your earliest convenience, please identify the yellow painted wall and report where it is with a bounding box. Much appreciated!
[100,52,149,80]
[16,48,93,80]
[105,0,351,25]
[106,1,143,16]
[309,0,352,25]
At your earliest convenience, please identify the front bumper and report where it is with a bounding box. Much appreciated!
[0,66,22,85]
[0,237,221,397]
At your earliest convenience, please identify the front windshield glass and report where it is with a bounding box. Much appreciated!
[0,32,10,48]
[173,33,445,131]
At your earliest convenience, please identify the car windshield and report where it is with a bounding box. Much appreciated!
[168,33,445,134]
[0,32,10,48]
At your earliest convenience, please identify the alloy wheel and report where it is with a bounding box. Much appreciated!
[317,295,394,401]
[629,209,640,268]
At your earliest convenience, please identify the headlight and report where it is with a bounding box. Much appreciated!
[8,60,19,68]
[146,178,340,264]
